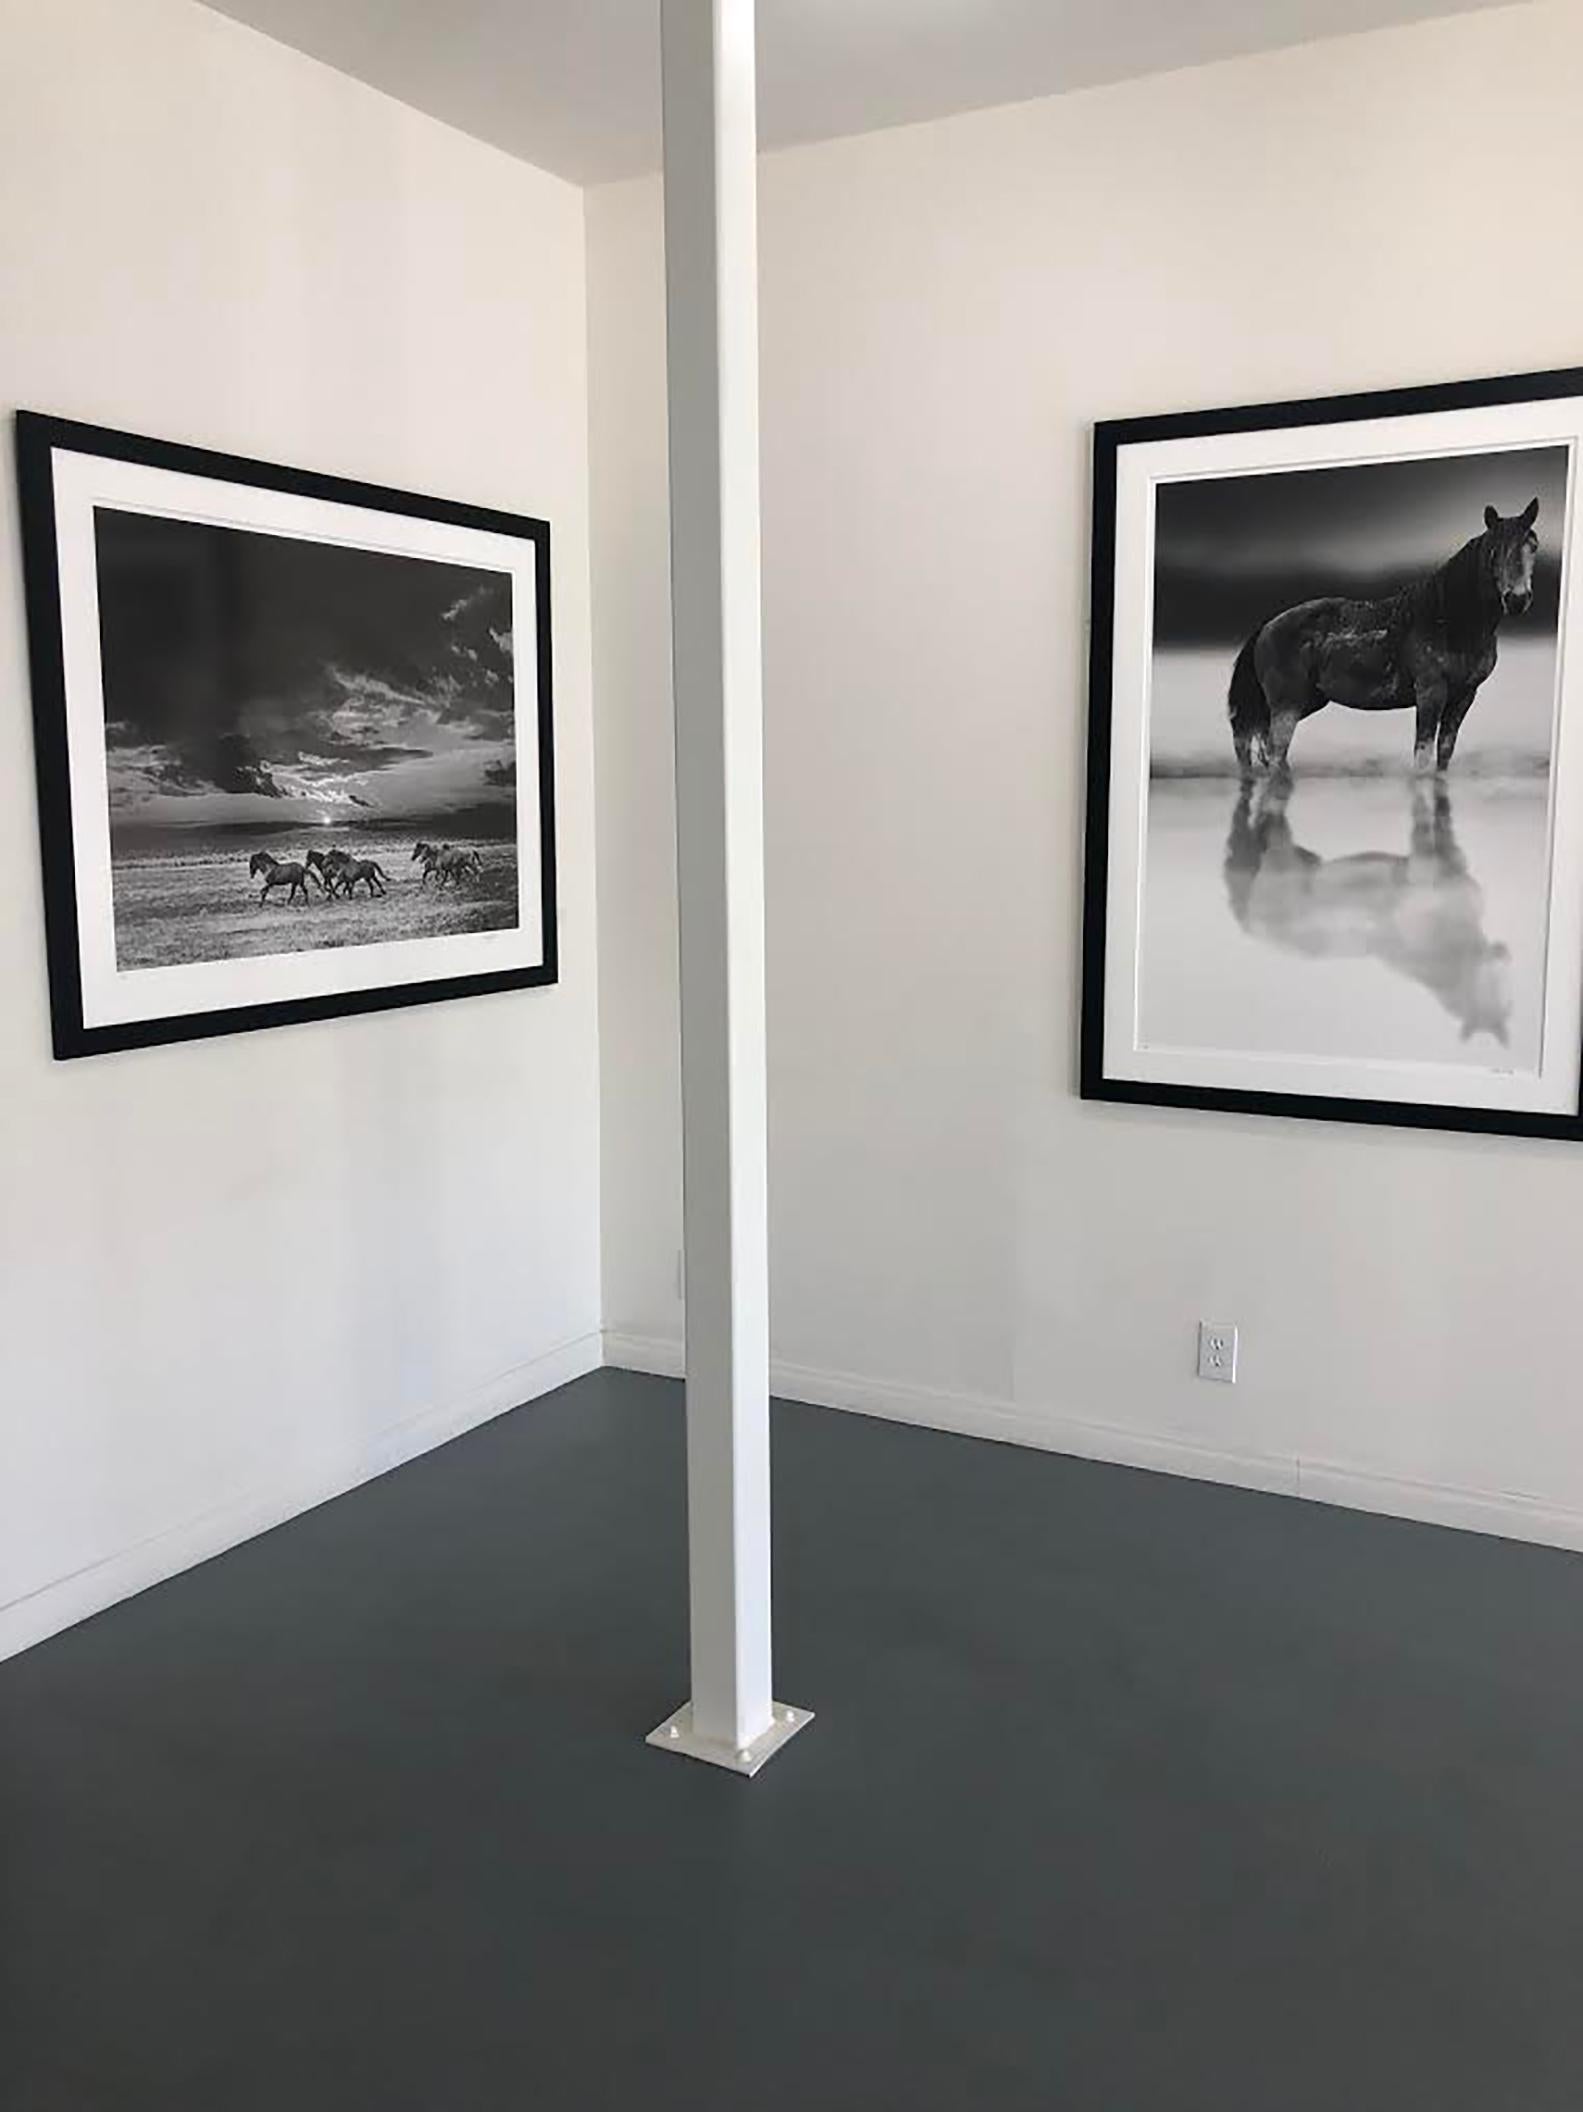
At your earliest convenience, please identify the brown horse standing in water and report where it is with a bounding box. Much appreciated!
[1228,501,1540,776]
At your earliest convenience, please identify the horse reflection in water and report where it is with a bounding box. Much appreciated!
[1223,776,1512,1045]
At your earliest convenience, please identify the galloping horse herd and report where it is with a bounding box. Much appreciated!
[247,839,486,907]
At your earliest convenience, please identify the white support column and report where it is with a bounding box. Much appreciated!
[646,0,810,1778]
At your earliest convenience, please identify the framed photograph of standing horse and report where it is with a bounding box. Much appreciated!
[16,413,556,1058]
[1082,366,1583,1139]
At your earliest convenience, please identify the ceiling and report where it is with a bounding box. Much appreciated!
[202,0,1509,188]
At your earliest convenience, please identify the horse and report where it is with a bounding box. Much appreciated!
[1223,774,1511,1045]
[413,840,482,885]
[304,847,350,898]
[324,848,388,898]
[248,849,321,906]
[1228,500,1540,777]
[303,849,352,899]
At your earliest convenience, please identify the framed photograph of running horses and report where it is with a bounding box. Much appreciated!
[15,413,556,1058]
[1082,365,1583,1139]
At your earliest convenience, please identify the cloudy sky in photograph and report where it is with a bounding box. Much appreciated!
[95,509,520,829]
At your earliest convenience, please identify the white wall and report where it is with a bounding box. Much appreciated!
[590,0,1583,1551]
[0,0,601,1657]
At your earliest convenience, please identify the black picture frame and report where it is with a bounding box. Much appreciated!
[16,412,557,1059]
[1080,365,1583,1142]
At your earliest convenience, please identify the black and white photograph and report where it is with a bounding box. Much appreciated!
[99,514,521,968]
[1083,371,1583,1136]
[17,414,556,1057]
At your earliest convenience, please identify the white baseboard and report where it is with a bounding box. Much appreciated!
[0,1328,604,1666]
[1293,1458,1583,1556]
[601,1329,1583,1558]
[14,1323,1575,1670]
[604,1330,685,1381]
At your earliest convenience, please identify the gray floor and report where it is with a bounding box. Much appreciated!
[5,1369,1583,2110]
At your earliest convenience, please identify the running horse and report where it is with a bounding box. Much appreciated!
[248,850,321,906]
[304,847,345,896]
[1228,500,1540,776]
[413,840,482,885]
[322,848,389,898]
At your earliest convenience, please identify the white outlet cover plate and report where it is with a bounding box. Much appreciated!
[1197,1322,1238,1383]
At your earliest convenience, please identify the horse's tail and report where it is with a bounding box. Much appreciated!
[1227,628,1268,771]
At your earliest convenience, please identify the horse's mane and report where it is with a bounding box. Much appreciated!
[1411,529,1500,650]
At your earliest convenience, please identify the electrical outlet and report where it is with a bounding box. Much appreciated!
[1197,1321,1238,1384]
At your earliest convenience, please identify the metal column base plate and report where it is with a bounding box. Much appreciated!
[646,1701,813,1777]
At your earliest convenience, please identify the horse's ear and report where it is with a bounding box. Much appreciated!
[1484,506,1500,532]
[1522,497,1539,528]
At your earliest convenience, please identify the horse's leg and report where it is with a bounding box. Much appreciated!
[1413,680,1446,772]
[1257,661,1313,777]
[1436,686,1477,773]
[1265,706,1304,777]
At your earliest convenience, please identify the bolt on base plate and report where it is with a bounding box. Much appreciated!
[646,1700,813,1777]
